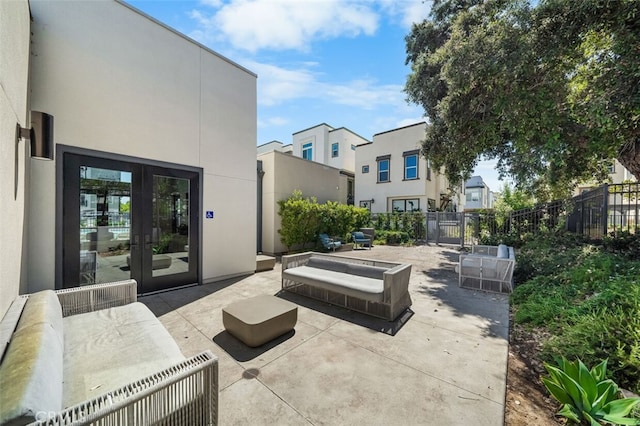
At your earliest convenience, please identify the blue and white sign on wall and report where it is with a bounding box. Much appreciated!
[206,211,214,219]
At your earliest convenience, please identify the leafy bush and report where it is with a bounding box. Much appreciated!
[511,231,640,395]
[374,230,410,245]
[542,357,640,425]
[277,191,371,251]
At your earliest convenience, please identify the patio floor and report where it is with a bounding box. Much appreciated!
[139,244,510,425]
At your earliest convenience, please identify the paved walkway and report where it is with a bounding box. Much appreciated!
[140,244,510,425]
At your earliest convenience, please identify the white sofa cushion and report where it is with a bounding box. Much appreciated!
[0,290,64,425]
[497,244,509,259]
[283,266,384,302]
[62,302,185,407]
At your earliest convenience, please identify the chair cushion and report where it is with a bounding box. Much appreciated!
[352,232,367,239]
[497,244,509,259]
[0,290,64,425]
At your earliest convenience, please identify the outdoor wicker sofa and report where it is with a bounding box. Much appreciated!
[457,244,516,293]
[0,279,218,426]
[281,252,412,321]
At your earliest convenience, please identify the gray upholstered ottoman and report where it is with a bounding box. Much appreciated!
[222,295,297,347]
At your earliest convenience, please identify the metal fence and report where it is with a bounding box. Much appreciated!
[370,182,639,246]
[421,182,639,246]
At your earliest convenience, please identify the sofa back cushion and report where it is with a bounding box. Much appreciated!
[307,257,348,273]
[346,263,388,280]
[0,290,63,425]
[497,244,509,259]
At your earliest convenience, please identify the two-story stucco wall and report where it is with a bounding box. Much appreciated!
[356,123,432,213]
[325,128,369,173]
[292,124,332,164]
[0,0,31,318]
[258,150,348,255]
[27,0,257,291]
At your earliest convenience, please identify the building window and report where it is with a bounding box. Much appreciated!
[331,143,339,158]
[392,199,420,212]
[607,161,615,174]
[359,200,372,211]
[404,154,418,180]
[351,144,356,151]
[466,188,481,203]
[302,142,313,160]
[362,165,369,174]
[426,158,432,181]
[376,155,390,183]
[427,198,436,211]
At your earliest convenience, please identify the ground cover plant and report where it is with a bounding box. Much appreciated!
[510,230,640,405]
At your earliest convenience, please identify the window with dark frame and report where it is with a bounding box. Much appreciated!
[392,198,420,212]
[362,165,369,174]
[302,142,313,160]
[377,155,390,183]
[403,150,419,180]
[331,142,339,158]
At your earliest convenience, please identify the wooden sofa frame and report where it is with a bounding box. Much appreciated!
[0,280,218,426]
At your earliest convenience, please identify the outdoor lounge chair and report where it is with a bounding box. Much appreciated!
[319,233,341,251]
[351,231,372,250]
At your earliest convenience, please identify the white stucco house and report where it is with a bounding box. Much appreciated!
[355,122,461,214]
[1,0,257,317]
[464,176,492,210]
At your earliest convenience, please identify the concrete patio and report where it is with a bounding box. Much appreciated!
[140,244,510,425]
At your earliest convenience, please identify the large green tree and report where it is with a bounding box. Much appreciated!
[405,0,640,199]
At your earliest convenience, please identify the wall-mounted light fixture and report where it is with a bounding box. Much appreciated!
[16,111,54,160]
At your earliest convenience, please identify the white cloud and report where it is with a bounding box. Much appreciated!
[258,116,289,127]
[191,0,379,52]
[249,60,407,109]
[377,0,431,28]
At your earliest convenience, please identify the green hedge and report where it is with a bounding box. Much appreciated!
[277,190,370,251]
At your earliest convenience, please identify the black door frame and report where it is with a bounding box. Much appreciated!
[56,145,203,293]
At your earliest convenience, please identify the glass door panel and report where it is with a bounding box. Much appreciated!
[63,153,200,293]
[79,166,132,284]
[150,175,190,278]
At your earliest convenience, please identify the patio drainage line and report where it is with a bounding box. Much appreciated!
[323,328,507,407]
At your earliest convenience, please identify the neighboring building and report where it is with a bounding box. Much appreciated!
[355,122,461,214]
[257,140,292,155]
[574,159,637,195]
[257,150,351,255]
[1,0,257,317]
[464,176,492,210]
[291,123,369,173]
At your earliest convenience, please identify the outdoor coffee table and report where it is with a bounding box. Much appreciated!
[222,295,298,347]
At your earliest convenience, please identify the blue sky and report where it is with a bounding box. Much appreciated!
[127,0,503,191]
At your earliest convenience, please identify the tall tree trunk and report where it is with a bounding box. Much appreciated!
[617,139,640,181]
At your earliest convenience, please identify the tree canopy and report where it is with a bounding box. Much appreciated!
[405,0,640,199]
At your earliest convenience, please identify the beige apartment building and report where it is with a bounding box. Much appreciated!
[355,123,462,214]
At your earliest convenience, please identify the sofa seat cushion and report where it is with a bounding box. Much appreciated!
[0,290,64,426]
[62,302,185,407]
[283,266,384,302]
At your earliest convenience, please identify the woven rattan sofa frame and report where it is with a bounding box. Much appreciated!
[0,280,218,426]
[281,252,412,321]
[457,245,515,293]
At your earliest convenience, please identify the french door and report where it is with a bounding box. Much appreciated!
[62,153,200,293]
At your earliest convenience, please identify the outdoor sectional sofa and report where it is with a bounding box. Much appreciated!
[457,244,516,293]
[281,252,412,321]
[0,280,218,426]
